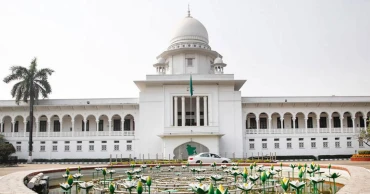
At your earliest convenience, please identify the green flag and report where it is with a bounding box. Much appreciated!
[189,75,193,96]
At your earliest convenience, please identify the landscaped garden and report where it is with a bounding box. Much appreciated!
[25,161,348,194]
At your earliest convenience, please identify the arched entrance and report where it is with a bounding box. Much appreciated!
[173,142,209,160]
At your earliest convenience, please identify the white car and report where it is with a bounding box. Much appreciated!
[188,152,231,164]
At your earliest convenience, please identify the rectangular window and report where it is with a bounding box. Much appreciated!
[307,117,313,128]
[114,140,119,143]
[333,117,341,128]
[52,145,58,152]
[274,138,279,141]
[359,140,364,147]
[14,121,19,132]
[102,141,107,143]
[77,145,82,151]
[124,119,131,130]
[40,141,45,144]
[16,142,21,144]
[16,146,21,152]
[320,117,327,128]
[249,118,256,129]
[249,143,255,149]
[299,142,304,148]
[260,118,267,129]
[311,138,316,140]
[65,141,70,144]
[127,144,132,151]
[89,145,94,151]
[127,140,132,143]
[299,138,304,141]
[323,142,329,148]
[335,137,340,140]
[323,138,328,140]
[114,145,119,151]
[52,141,57,144]
[186,58,194,66]
[311,142,316,148]
[102,145,107,151]
[347,141,352,147]
[347,137,351,140]
[347,117,353,128]
[99,120,104,131]
[277,117,281,129]
[335,142,340,148]
[274,143,279,149]
[287,142,292,149]
[249,139,255,142]
[77,141,82,144]
[89,141,94,143]
[287,138,292,141]
[65,145,70,151]
[262,143,267,149]
[360,116,365,127]
[39,121,47,132]
[54,120,60,132]
[40,145,45,152]
[114,119,121,131]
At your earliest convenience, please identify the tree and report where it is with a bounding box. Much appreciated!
[358,119,370,147]
[0,134,16,164]
[3,58,54,163]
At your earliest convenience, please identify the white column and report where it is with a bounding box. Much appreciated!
[130,119,134,131]
[340,117,344,133]
[47,119,51,137]
[268,118,272,134]
[181,97,185,127]
[280,118,284,134]
[196,96,200,126]
[364,117,367,131]
[23,121,27,137]
[174,97,178,126]
[304,117,308,133]
[71,119,75,137]
[59,119,63,137]
[203,96,208,126]
[12,121,15,137]
[96,120,99,136]
[317,118,320,134]
[256,118,259,134]
[108,120,112,136]
[35,119,38,137]
[121,120,125,136]
[328,117,332,133]
[83,119,87,137]
[292,118,296,134]
[352,117,356,133]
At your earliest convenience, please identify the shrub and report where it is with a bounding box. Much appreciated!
[0,135,16,164]
[358,150,370,155]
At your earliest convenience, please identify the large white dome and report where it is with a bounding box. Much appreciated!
[170,16,209,46]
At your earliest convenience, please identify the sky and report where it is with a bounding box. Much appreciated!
[0,0,369,100]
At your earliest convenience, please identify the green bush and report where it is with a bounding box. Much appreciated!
[358,150,370,155]
[0,135,16,164]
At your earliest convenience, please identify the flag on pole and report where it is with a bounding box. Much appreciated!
[189,75,193,96]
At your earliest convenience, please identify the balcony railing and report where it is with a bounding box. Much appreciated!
[0,130,135,138]
[163,126,219,136]
[245,127,364,135]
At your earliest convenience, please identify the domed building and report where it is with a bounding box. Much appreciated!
[0,11,369,162]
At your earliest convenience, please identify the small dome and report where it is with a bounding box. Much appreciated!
[157,57,166,64]
[170,16,209,46]
[214,57,223,64]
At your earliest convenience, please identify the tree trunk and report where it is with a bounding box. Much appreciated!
[28,86,34,163]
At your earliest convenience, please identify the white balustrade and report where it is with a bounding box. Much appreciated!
[37,132,48,137]
[97,131,110,136]
[123,131,135,136]
[111,131,121,136]
[258,129,269,134]
[319,128,330,133]
[342,128,352,133]
[331,128,341,133]
[74,132,85,137]
[295,128,305,134]
[307,128,317,133]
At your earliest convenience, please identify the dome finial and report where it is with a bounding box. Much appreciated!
[187,4,191,17]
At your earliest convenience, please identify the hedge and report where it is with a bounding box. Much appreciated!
[358,150,370,155]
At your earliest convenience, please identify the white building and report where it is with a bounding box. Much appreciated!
[1,12,369,161]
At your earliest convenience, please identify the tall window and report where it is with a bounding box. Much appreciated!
[14,121,19,132]
[307,117,313,128]
[39,121,47,132]
[360,116,365,127]
[54,120,60,132]
[99,120,104,131]
[319,117,327,128]
[249,118,256,129]
[277,117,284,129]
[114,119,121,131]
[333,117,341,128]
[26,121,30,132]
[260,118,267,129]
[86,120,89,131]
[186,58,194,66]
[347,117,353,128]
[124,119,131,131]
[291,117,299,128]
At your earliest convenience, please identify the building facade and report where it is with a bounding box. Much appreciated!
[1,12,369,160]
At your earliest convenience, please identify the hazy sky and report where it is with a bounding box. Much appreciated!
[0,0,369,100]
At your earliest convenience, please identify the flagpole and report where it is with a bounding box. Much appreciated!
[190,95,192,126]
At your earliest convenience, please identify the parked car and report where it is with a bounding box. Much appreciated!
[188,152,231,164]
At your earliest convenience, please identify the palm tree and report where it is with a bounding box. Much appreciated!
[3,58,54,163]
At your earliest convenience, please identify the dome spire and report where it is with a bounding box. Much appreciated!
[187,4,191,17]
